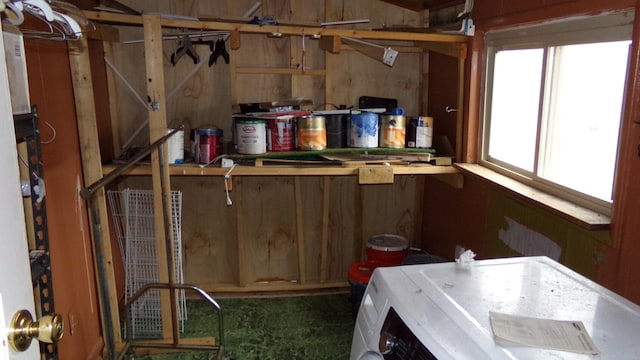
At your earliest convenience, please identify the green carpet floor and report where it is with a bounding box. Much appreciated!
[133,292,355,360]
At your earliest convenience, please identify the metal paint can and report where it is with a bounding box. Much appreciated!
[348,111,379,148]
[196,126,223,164]
[297,115,326,150]
[236,118,267,154]
[406,116,433,148]
[267,115,296,151]
[378,115,406,148]
[325,114,348,148]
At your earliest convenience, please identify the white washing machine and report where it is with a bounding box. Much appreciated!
[350,256,640,359]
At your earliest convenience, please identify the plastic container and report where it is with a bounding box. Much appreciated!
[348,260,393,319]
[365,234,409,265]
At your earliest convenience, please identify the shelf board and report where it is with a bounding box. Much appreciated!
[103,162,459,177]
[84,11,470,59]
[235,67,326,76]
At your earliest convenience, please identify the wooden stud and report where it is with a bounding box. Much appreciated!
[142,14,174,341]
[235,178,248,286]
[68,37,122,345]
[319,36,341,53]
[229,30,241,50]
[320,177,331,283]
[103,42,122,159]
[294,176,307,284]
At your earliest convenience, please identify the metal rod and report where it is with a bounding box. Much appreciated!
[88,199,116,359]
[157,144,181,345]
[79,125,183,199]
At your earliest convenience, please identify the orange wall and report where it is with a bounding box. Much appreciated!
[25,37,103,359]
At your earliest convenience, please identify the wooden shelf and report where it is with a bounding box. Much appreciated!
[84,11,469,56]
[103,162,459,177]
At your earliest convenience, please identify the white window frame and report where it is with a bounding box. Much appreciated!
[480,11,634,216]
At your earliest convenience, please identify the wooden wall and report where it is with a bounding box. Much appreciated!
[100,0,432,292]
[107,0,424,153]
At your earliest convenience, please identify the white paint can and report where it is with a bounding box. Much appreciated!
[236,118,267,154]
[167,128,184,164]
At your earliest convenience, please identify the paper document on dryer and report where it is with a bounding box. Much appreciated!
[489,311,600,355]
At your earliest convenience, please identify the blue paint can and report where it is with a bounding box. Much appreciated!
[348,111,379,148]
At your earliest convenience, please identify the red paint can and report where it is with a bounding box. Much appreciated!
[196,126,223,164]
[267,115,296,151]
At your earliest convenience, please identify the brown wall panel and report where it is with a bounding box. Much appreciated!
[24,36,103,359]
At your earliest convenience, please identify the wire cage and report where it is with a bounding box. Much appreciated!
[107,189,187,339]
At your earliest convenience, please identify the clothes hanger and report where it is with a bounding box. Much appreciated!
[21,0,55,21]
[2,1,25,25]
[209,37,229,66]
[170,34,200,66]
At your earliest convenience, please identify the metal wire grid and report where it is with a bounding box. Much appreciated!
[107,189,187,339]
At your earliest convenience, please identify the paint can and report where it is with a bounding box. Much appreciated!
[378,115,406,148]
[236,118,267,154]
[297,115,326,150]
[325,113,348,148]
[267,115,296,151]
[348,111,379,148]
[406,116,433,148]
[195,126,223,164]
[167,128,184,164]
[365,234,409,265]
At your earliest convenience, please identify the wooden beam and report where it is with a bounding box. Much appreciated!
[67,37,122,350]
[294,177,307,284]
[319,36,341,53]
[142,14,174,341]
[83,11,469,54]
[420,41,468,59]
[320,177,331,283]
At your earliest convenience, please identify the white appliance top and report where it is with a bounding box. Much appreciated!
[371,256,640,359]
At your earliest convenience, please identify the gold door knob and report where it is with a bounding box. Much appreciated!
[8,309,64,352]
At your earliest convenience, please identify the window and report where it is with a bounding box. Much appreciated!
[482,12,634,215]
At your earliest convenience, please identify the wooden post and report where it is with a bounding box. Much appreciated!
[67,37,122,350]
[142,14,175,341]
[294,176,307,284]
[320,176,331,283]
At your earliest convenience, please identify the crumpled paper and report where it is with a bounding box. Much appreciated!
[455,248,476,265]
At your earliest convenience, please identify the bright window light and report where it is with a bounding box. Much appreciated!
[539,41,629,202]
[482,13,633,214]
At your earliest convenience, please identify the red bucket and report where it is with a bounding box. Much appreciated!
[365,234,409,265]
[348,260,394,319]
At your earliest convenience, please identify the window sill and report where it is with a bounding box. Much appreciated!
[454,163,611,231]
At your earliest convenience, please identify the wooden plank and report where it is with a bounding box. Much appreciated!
[235,177,248,286]
[142,14,174,341]
[84,11,469,46]
[294,177,307,284]
[128,337,216,355]
[67,36,122,346]
[103,42,122,158]
[320,176,331,282]
[359,166,394,184]
[235,67,326,76]
[102,163,460,176]
[455,163,610,229]
[320,36,341,53]
[456,56,465,161]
